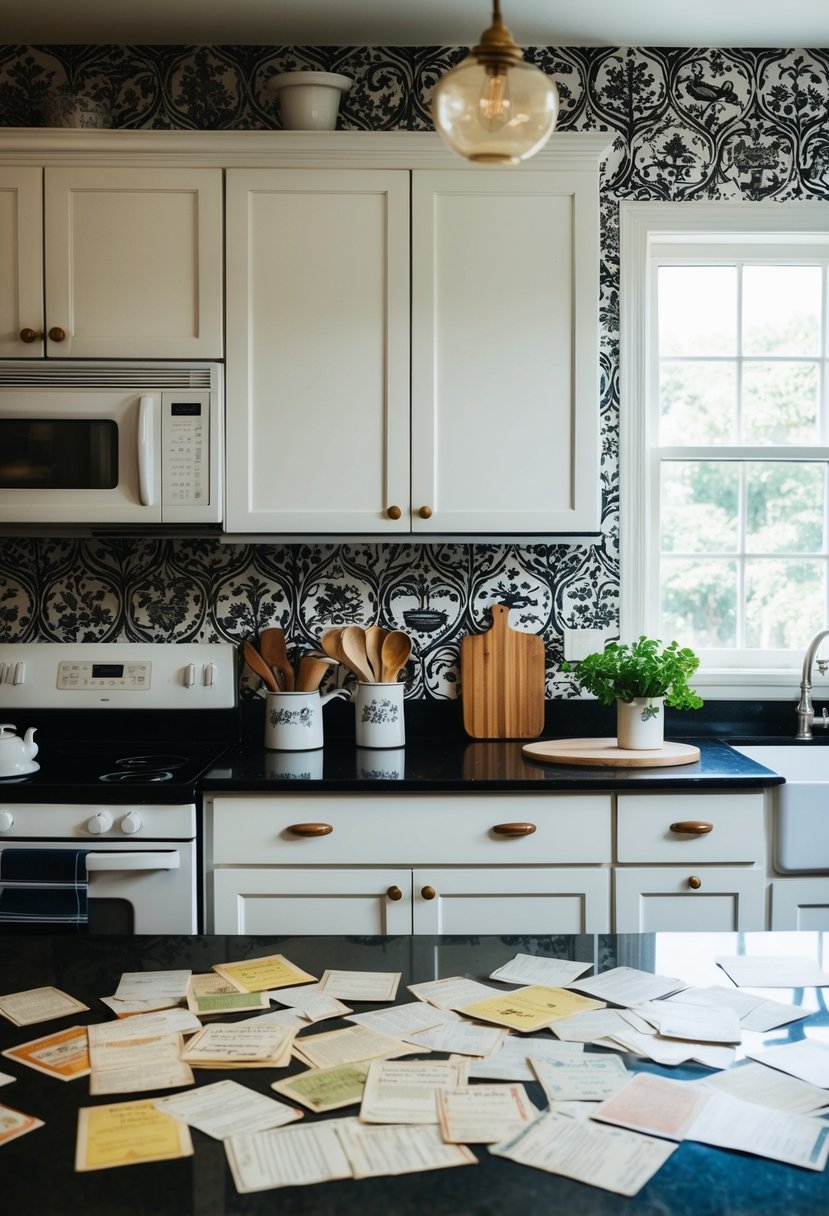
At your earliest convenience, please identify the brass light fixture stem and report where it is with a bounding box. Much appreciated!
[472,0,524,71]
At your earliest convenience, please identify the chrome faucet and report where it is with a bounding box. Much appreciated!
[796,628,829,738]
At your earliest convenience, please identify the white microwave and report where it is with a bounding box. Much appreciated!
[0,362,223,527]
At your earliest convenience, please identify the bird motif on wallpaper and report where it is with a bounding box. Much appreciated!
[684,64,739,105]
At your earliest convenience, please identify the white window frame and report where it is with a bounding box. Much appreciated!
[620,201,829,699]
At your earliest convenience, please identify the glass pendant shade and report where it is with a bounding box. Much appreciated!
[432,4,559,164]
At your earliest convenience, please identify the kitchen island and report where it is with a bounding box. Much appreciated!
[0,931,827,1215]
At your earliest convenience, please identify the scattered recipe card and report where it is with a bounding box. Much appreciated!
[489,954,593,988]
[317,970,401,1002]
[408,976,505,1011]
[0,1103,44,1146]
[292,1024,418,1070]
[2,1025,90,1081]
[75,1098,193,1171]
[461,986,605,1033]
[113,971,191,1003]
[465,1035,584,1083]
[567,967,687,1008]
[154,1079,303,1139]
[0,986,89,1027]
[225,1120,354,1193]
[701,1061,829,1116]
[268,984,352,1022]
[272,1061,373,1113]
[436,1084,536,1143]
[531,1054,630,1103]
[402,1020,506,1058]
[746,1038,829,1089]
[345,1002,451,1038]
[633,999,742,1044]
[212,954,317,993]
[359,1058,468,1124]
[715,955,829,989]
[0,1072,15,1087]
[491,1109,677,1197]
[337,1119,476,1178]
[181,1023,296,1069]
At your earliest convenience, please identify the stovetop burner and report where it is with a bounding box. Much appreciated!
[100,769,176,784]
[113,755,189,770]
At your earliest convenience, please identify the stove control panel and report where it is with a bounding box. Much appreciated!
[57,661,151,691]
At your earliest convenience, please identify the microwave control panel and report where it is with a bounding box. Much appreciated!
[161,393,210,506]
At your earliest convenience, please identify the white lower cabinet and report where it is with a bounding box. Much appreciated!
[614,867,765,932]
[205,793,612,935]
[771,878,829,930]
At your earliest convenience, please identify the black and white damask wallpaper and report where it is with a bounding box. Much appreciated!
[1,43,827,698]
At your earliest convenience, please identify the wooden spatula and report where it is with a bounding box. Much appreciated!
[260,627,294,691]
[243,640,279,693]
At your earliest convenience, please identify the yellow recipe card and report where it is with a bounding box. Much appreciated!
[461,986,605,1033]
[212,953,317,993]
[75,1098,193,1171]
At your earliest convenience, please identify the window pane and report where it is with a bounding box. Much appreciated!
[742,266,821,356]
[661,558,737,647]
[661,462,739,553]
[741,361,818,444]
[658,267,737,357]
[746,462,825,553]
[659,361,736,444]
[745,559,824,648]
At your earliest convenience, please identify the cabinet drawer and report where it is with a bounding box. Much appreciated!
[207,794,612,866]
[616,793,764,864]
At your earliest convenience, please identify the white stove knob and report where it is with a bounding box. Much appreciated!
[86,811,113,835]
[0,809,14,832]
[120,811,142,835]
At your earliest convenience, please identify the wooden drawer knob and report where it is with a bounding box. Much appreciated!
[387,505,402,520]
[48,326,66,342]
[387,885,403,901]
[286,822,333,837]
[688,875,702,890]
[19,327,40,343]
[420,885,436,900]
[492,822,537,837]
[418,505,433,519]
[670,821,713,835]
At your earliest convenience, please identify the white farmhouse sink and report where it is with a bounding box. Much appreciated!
[732,745,829,872]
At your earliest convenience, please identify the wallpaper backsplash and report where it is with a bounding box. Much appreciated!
[1,43,828,699]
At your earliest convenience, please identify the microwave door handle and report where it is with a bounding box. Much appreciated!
[86,851,181,872]
[137,395,155,506]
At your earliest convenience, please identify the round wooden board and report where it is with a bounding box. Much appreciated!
[522,738,701,768]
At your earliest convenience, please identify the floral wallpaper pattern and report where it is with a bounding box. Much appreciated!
[0,43,827,698]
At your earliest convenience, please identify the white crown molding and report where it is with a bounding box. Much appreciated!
[0,128,612,170]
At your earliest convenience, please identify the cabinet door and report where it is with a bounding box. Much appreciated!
[411,170,600,534]
[614,867,766,932]
[210,868,412,934]
[0,168,43,357]
[44,168,223,358]
[771,879,829,930]
[225,168,410,534]
[412,867,610,934]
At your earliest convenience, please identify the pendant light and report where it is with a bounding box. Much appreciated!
[431,0,559,164]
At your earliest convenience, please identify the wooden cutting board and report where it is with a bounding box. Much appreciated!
[522,738,701,768]
[461,604,545,739]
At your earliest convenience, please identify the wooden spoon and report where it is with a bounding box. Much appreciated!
[243,640,279,693]
[365,625,386,683]
[380,630,412,683]
[320,627,345,665]
[296,656,331,693]
[260,627,294,691]
[339,625,375,684]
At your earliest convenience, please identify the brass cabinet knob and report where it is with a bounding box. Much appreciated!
[286,822,333,837]
[418,505,433,519]
[387,505,402,520]
[492,822,537,837]
[19,328,40,343]
[420,885,436,901]
[387,885,403,902]
[670,821,713,835]
[688,875,702,890]
[48,326,66,342]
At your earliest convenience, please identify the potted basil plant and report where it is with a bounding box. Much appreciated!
[565,636,703,749]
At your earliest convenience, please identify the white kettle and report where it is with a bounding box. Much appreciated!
[0,724,39,778]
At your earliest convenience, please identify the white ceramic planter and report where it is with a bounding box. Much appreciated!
[616,696,664,750]
[270,71,352,130]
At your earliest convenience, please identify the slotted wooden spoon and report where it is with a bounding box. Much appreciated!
[243,640,279,693]
[260,627,294,691]
[380,630,412,683]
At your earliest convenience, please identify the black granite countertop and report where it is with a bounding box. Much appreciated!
[200,736,782,793]
[0,932,826,1216]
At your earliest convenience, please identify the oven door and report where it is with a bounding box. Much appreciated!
[0,840,196,934]
[0,386,162,525]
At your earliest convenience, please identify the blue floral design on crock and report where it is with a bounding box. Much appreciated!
[361,699,400,725]
[270,707,313,728]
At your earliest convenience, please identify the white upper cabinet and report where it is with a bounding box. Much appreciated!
[0,165,223,358]
[411,170,600,534]
[223,134,605,537]
[225,168,410,534]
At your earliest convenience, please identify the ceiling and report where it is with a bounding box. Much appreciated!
[3,0,828,49]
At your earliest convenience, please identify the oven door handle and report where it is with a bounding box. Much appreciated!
[86,851,180,872]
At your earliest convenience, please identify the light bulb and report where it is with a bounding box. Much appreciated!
[479,67,511,132]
